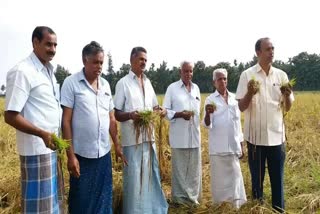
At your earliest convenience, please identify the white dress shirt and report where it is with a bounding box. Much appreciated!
[163,79,201,148]
[202,91,243,155]
[235,64,294,146]
[5,52,61,156]
[113,71,158,147]
[60,70,114,158]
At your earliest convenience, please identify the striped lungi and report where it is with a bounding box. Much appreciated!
[20,152,61,214]
[122,142,168,214]
[171,148,202,205]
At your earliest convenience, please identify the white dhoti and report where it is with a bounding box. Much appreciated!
[171,148,202,205]
[210,155,247,208]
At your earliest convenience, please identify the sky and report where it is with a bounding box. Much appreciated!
[1,0,320,86]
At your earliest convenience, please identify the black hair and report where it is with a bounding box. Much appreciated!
[82,41,104,60]
[130,46,147,60]
[255,37,270,52]
[31,26,55,43]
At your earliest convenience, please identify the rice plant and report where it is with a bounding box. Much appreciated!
[1,93,320,213]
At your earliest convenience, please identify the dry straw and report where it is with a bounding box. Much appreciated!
[1,94,320,213]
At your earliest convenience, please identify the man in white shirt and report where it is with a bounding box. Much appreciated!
[203,68,246,208]
[163,61,202,206]
[61,41,127,214]
[5,26,62,213]
[236,38,294,212]
[113,47,168,214]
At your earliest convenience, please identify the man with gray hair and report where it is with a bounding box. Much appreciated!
[61,41,127,213]
[203,68,246,208]
[163,61,202,206]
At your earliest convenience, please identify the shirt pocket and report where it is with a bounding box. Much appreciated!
[270,83,281,101]
[99,93,112,112]
[190,95,201,115]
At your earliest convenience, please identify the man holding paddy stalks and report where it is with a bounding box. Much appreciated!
[163,61,202,206]
[113,47,168,213]
[4,26,63,213]
[60,41,127,213]
[202,68,247,208]
[236,38,294,212]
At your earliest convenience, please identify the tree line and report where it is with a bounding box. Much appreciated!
[54,51,320,94]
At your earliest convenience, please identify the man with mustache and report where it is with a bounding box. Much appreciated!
[5,26,63,213]
[113,47,168,213]
[163,61,202,206]
[60,41,127,213]
[236,38,294,212]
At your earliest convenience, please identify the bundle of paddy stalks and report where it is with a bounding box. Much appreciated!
[250,76,260,93]
[133,110,158,145]
[209,101,217,111]
[51,133,70,153]
[280,78,296,91]
[280,78,296,113]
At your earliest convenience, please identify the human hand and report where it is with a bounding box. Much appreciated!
[39,130,56,150]
[67,154,80,178]
[114,144,128,166]
[181,110,193,120]
[205,104,215,114]
[280,84,292,97]
[153,105,167,118]
[247,79,259,96]
[129,111,140,121]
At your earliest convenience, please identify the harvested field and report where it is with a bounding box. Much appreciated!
[1,92,320,213]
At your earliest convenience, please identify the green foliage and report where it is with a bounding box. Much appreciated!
[107,51,114,74]
[90,51,320,94]
[54,65,71,88]
[51,133,70,151]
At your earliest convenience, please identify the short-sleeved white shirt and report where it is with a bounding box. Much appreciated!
[163,79,201,148]
[5,52,61,156]
[60,70,114,158]
[113,71,158,147]
[202,91,243,155]
[235,64,294,146]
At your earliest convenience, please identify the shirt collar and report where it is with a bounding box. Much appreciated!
[77,68,104,89]
[255,63,274,74]
[30,52,54,73]
[129,70,147,80]
[178,79,194,89]
[77,68,86,81]
[213,89,231,98]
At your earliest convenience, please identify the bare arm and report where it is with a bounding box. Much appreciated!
[4,111,55,150]
[109,111,128,166]
[204,104,214,126]
[283,95,293,112]
[114,109,139,122]
[62,106,80,178]
[173,111,193,120]
[238,80,258,112]
[238,92,254,112]
[281,87,293,112]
